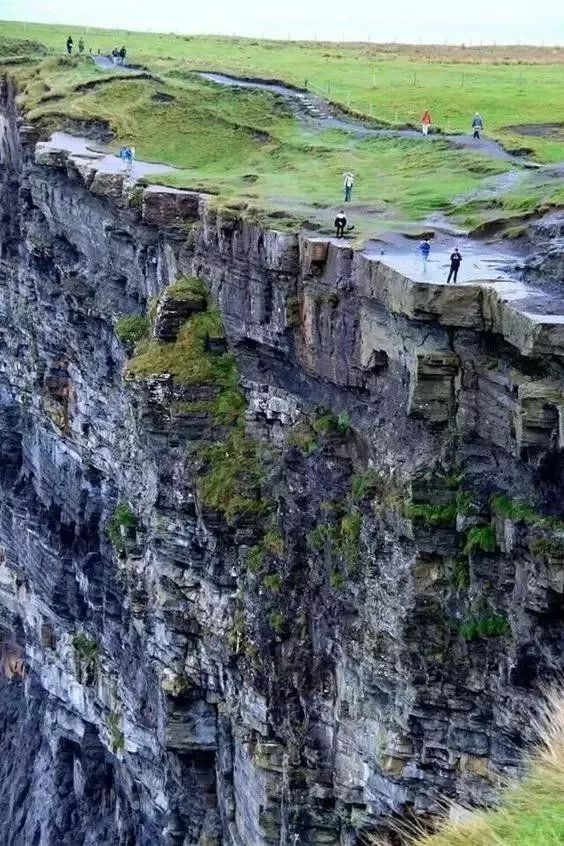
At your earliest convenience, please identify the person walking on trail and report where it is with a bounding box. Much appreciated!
[335,211,347,238]
[421,109,432,136]
[119,146,133,174]
[78,38,84,54]
[119,46,127,65]
[66,36,73,55]
[418,238,431,273]
[447,247,462,283]
[472,112,484,140]
[343,171,354,202]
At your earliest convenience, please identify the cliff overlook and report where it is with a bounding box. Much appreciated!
[0,25,564,846]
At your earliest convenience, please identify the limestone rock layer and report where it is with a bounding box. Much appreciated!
[0,77,563,846]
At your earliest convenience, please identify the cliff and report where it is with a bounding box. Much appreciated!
[1,75,563,846]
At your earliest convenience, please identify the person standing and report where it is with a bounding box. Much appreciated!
[447,247,462,283]
[119,46,127,65]
[418,238,431,273]
[421,109,432,136]
[472,112,484,140]
[78,38,84,54]
[343,171,354,202]
[119,146,130,172]
[66,36,73,55]
[335,211,347,238]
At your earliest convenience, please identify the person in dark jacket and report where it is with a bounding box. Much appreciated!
[447,247,462,283]
[472,112,484,139]
[335,211,347,238]
[66,36,73,55]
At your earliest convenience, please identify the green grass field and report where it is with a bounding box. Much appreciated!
[5,48,511,237]
[3,20,564,161]
[2,22,564,237]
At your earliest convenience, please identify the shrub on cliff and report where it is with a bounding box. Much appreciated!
[115,315,149,345]
[107,503,138,554]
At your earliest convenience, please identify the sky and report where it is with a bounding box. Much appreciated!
[1,0,563,45]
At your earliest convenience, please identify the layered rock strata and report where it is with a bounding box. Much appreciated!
[1,78,563,845]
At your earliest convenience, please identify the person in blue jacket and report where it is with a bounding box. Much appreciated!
[418,238,431,273]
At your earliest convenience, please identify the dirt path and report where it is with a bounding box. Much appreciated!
[42,131,176,180]
[92,55,143,74]
[199,72,524,163]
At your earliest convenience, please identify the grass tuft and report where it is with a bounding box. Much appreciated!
[374,687,564,846]
[115,315,150,345]
[197,428,268,523]
[458,614,510,641]
[128,309,235,385]
[464,524,496,554]
[107,503,137,554]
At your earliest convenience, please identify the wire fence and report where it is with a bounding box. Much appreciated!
[249,66,559,130]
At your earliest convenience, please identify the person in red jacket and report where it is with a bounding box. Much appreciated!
[421,109,432,136]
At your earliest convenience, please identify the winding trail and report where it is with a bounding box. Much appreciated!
[92,55,144,75]
[199,71,525,162]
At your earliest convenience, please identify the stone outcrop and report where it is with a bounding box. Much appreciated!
[0,75,563,846]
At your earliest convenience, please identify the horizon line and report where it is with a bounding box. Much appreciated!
[2,18,564,49]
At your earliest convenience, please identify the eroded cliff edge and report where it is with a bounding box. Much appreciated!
[1,77,563,846]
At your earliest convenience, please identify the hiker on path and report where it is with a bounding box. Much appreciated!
[472,112,484,140]
[421,109,432,136]
[119,146,133,174]
[335,211,347,238]
[119,46,127,65]
[343,171,354,202]
[78,38,84,54]
[447,247,462,283]
[66,36,73,55]
[418,238,431,273]
[112,46,120,66]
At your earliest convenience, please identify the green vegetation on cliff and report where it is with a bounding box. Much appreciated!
[126,278,270,524]
[107,502,138,554]
[128,310,235,385]
[198,428,269,522]
[115,315,150,345]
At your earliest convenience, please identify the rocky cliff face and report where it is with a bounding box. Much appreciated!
[1,76,563,846]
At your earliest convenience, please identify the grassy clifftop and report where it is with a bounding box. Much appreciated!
[3,47,511,237]
[2,21,564,161]
[2,25,564,236]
